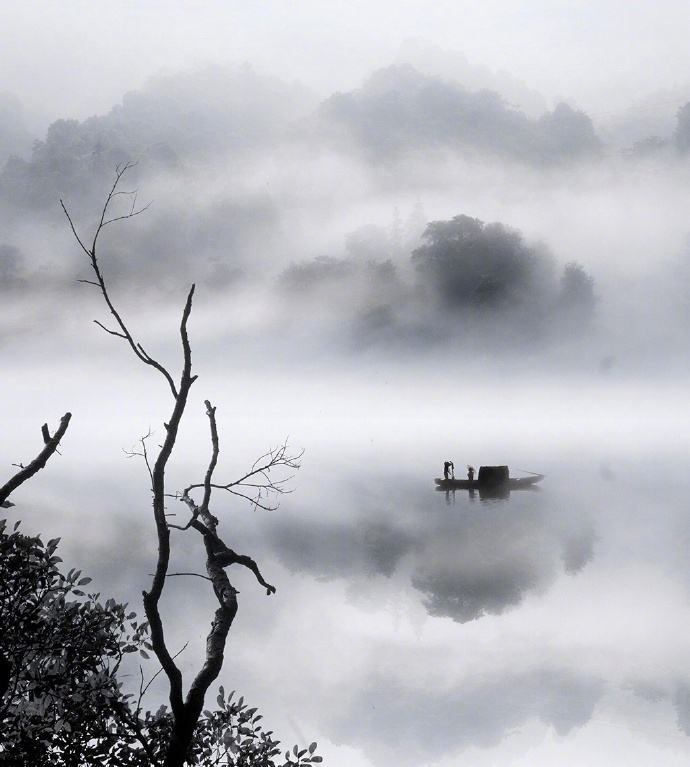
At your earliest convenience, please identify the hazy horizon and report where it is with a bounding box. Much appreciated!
[4,0,690,128]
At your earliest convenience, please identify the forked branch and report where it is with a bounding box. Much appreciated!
[0,413,72,506]
[64,165,199,740]
[65,165,296,767]
[60,163,179,399]
[183,439,303,513]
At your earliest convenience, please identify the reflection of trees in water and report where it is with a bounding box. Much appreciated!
[268,480,595,623]
[411,499,594,622]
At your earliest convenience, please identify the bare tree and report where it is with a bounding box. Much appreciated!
[61,164,302,767]
[0,412,71,698]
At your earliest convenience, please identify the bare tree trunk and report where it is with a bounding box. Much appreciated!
[64,166,297,766]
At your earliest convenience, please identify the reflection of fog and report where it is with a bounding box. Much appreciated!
[11,425,690,766]
[332,668,603,765]
[266,478,595,623]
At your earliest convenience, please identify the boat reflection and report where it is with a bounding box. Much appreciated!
[438,483,540,503]
[262,473,594,625]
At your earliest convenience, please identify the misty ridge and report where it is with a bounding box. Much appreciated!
[3,48,690,367]
[312,64,602,164]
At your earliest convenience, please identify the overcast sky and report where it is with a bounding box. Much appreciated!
[3,0,690,125]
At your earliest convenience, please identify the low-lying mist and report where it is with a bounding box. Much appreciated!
[2,59,690,376]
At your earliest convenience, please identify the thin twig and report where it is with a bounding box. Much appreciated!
[140,642,189,701]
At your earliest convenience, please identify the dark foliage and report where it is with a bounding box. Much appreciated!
[556,262,596,330]
[0,520,322,766]
[277,212,595,351]
[412,214,547,311]
[0,519,147,764]
[412,214,596,340]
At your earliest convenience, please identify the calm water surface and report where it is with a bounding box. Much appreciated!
[5,328,690,766]
[11,430,690,767]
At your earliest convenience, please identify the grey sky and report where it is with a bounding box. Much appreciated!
[3,0,690,125]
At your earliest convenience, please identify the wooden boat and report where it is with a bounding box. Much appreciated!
[434,473,544,491]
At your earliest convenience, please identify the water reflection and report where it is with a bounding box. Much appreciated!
[17,452,690,766]
[264,476,595,623]
[332,668,604,765]
[440,483,544,504]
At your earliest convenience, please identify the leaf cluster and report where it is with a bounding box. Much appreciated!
[0,521,322,766]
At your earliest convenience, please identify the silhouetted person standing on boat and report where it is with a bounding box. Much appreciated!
[467,465,475,482]
[444,460,455,480]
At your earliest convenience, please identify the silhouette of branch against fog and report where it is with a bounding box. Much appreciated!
[0,413,71,698]
[61,164,304,767]
[0,413,71,509]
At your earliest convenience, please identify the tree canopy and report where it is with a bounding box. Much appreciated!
[0,519,322,766]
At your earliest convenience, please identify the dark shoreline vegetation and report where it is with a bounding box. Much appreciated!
[1,518,322,766]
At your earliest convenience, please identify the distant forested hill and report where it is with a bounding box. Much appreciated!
[311,65,602,165]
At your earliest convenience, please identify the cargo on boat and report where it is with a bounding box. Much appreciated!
[435,465,543,491]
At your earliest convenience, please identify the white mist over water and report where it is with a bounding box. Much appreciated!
[4,323,690,766]
[4,3,690,762]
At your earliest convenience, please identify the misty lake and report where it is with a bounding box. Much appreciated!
[7,344,690,767]
[7,5,690,764]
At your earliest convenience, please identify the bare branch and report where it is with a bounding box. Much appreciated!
[0,413,72,506]
[66,164,299,766]
[60,199,92,259]
[172,400,220,532]
[140,642,189,702]
[227,552,276,596]
[61,165,178,399]
[91,161,138,254]
[94,319,127,339]
[140,280,197,722]
[183,440,303,515]
[152,572,213,582]
[102,200,152,227]
[123,430,154,486]
[225,488,279,512]
[200,400,219,514]
[65,166,200,729]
